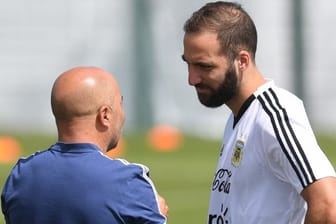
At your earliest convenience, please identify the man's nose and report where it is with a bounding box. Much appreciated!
[188,67,202,86]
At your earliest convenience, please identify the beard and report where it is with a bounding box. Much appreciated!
[196,63,238,108]
[106,139,119,152]
[106,131,122,152]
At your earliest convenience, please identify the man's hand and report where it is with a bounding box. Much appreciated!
[157,194,169,217]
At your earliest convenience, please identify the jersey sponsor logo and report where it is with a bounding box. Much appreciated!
[212,168,231,194]
[231,140,244,167]
[208,205,229,224]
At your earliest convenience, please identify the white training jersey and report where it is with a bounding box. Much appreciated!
[207,80,336,224]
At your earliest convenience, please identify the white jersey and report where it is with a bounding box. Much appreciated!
[208,81,336,224]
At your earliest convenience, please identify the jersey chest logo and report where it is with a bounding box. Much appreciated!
[231,140,244,167]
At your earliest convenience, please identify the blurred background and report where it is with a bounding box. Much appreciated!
[1,0,336,138]
[1,0,336,223]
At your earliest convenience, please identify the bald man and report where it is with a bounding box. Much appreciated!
[1,67,168,224]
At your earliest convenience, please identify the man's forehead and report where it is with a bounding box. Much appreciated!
[183,37,223,62]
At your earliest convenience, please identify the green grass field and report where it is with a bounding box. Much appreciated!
[0,132,335,224]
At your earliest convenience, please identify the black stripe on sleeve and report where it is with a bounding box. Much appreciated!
[257,88,316,188]
[257,95,305,187]
[268,88,316,182]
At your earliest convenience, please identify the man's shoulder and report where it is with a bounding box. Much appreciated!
[105,158,150,176]
[15,148,51,166]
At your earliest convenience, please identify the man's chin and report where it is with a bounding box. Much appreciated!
[197,94,222,107]
[199,98,224,108]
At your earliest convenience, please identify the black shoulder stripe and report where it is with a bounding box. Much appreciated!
[268,88,316,182]
[257,94,305,187]
[257,88,316,188]
[262,91,311,184]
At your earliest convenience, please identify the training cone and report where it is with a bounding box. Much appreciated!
[0,136,21,163]
[147,125,182,152]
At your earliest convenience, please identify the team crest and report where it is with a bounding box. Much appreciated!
[231,140,244,167]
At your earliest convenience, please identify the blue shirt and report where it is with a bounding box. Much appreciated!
[1,142,166,224]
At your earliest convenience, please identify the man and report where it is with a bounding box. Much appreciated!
[1,66,168,223]
[182,2,336,223]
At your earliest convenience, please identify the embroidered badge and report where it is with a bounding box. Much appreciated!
[231,140,244,167]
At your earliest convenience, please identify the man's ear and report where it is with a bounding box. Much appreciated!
[97,106,110,127]
[237,50,250,70]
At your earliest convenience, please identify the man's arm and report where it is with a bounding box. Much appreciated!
[302,176,336,223]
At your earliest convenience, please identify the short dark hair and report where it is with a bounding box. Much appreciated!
[183,1,257,62]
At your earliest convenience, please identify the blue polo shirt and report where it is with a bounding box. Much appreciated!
[1,142,166,224]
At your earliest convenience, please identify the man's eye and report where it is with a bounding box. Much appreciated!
[198,64,213,70]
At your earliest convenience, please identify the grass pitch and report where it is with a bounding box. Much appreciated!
[0,132,335,224]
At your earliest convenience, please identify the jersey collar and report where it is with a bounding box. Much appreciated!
[253,79,275,97]
[50,142,101,153]
[233,94,256,128]
[232,80,274,128]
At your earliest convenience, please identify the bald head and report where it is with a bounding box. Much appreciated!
[51,66,125,151]
[51,66,119,120]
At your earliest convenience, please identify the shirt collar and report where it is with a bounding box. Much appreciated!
[50,142,101,153]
